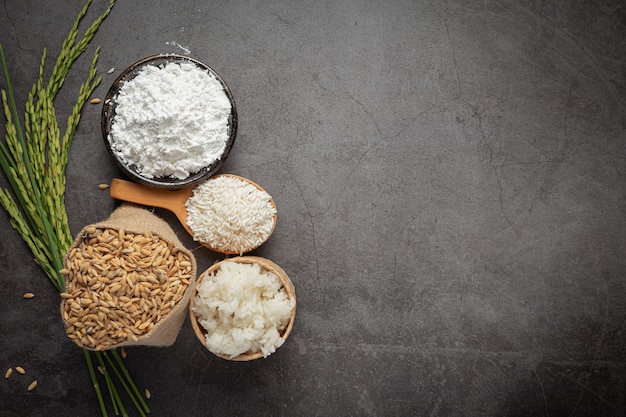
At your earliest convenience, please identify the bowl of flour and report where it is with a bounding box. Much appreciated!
[102,54,237,189]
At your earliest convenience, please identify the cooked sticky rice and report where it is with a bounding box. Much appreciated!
[192,261,294,358]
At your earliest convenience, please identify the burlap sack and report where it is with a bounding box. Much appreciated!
[61,204,197,350]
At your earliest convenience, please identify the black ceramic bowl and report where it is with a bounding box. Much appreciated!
[101,54,238,190]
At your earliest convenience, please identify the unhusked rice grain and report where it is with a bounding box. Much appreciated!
[185,175,276,254]
[192,262,294,358]
[60,227,193,349]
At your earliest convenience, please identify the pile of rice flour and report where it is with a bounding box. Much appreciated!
[193,262,294,358]
[108,61,231,180]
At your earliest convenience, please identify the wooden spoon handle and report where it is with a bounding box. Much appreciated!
[109,178,192,216]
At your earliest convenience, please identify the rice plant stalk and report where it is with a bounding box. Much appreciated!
[0,1,148,415]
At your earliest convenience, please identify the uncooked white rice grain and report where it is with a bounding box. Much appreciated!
[185,176,276,254]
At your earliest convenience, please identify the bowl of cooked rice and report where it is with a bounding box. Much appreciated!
[189,256,296,361]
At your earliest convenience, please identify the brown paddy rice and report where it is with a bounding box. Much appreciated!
[60,227,193,350]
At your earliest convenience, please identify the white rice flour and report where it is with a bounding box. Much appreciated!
[108,61,232,180]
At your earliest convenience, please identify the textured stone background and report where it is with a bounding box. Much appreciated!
[1,1,625,416]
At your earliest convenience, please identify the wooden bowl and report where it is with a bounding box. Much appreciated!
[189,256,296,361]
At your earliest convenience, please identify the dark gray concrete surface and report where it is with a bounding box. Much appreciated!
[1,1,625,416]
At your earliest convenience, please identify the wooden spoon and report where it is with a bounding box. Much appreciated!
[109,176,276,254]
[110,177,196,240]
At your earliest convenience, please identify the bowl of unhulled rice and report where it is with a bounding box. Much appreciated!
[189,256,296,361]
